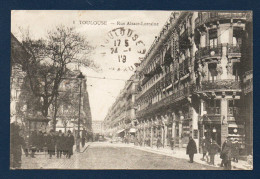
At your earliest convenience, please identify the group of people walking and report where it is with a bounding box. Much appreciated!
[27,129,75,159]
[10,122,77,169]
[187,136,240,170]
[134,136,168,148]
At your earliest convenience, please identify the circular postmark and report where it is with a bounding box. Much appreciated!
[100,27,146,72]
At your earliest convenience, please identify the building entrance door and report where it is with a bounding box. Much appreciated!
[204,124,221,146]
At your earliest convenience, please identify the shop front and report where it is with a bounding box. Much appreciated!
[181,120,190,147]
[200,115,222,146]
[228,122,246,155]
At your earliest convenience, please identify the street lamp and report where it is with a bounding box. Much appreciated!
[76,71,85,152]
[212,127,217,141]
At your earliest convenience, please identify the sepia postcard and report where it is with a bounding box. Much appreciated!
[10,10,253,170]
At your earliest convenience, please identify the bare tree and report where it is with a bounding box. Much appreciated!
[18,26,97,130]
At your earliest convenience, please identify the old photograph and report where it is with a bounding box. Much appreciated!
[10,10,253,170]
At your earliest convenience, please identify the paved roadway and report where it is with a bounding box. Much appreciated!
[21,142,220,170]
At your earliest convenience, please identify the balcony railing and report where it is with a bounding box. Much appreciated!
[195,12,249,28]
[195,79,241,92]
[195,45,222,60]
[126,101,135,110]
[136,86,192,118]
[207,107,221,115]
[227,44,241,57]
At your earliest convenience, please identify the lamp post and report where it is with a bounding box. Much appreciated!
[76,72,85,152]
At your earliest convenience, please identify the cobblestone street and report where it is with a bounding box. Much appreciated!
[21,142,222,170]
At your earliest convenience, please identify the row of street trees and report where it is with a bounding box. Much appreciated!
[14,26,97,130]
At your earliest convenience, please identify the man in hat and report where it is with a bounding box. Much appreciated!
[46,129,56,159]
[67,130,75,158]
[222,137,232,170]
[232,139,240,163]
[220,138,228,167]
[201,136,210,161]
[208,139,221,166]
[56,130,63,158]
[186,136,197,163]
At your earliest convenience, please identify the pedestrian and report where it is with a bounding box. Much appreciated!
[220,138,227,167]
[170,137,175,151]
[42,132,48,155]
[10,122,26,169]
[222,138,232,170]
[82,128,86,147]
[232,139,240,163]
[46,129,56,159]
[186,136,197,163]
[56,130,63,158]
[63,133,69,157]
[201,136,209,161]
[208,139,221,166]
[67,130,75,159]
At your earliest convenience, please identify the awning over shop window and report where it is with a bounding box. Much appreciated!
[129,128,136,133]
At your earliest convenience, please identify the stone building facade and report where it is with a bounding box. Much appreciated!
[104,74,138,139]
[53,68,93,134]
[105,11,252,154]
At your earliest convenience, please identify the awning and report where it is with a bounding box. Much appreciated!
[228,123,244,128]
[129,128,136,133]
[116,129,125,134]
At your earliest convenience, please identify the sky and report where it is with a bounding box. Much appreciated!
[11,10,172,121]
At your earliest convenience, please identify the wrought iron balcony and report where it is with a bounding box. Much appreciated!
[227,44,241,57]
[195,12,249,28]
[195,45,222,60]
[195,79,241,92]
[126,101,135,110]
[207,107,221,115]
[136,86,192,118]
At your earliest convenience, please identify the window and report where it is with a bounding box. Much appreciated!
[209,29,218,48]
[208,63,218,81]
[233,27,243,46]
[207,99,221,114]
[228,99,240,116]
[233,62,240,81]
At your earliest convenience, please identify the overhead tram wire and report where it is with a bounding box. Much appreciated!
[85,75,134,82]
[27,28,232,84]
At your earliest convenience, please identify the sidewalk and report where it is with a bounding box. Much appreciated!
[114,142,252,170]
[21,142,91,169]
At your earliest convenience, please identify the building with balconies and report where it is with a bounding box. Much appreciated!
[135,11,197,148]
[104,74,138,140]
[11,34,29,124]
[194,11,252,154]
[51,68,93,135]
[133,11,252,155]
